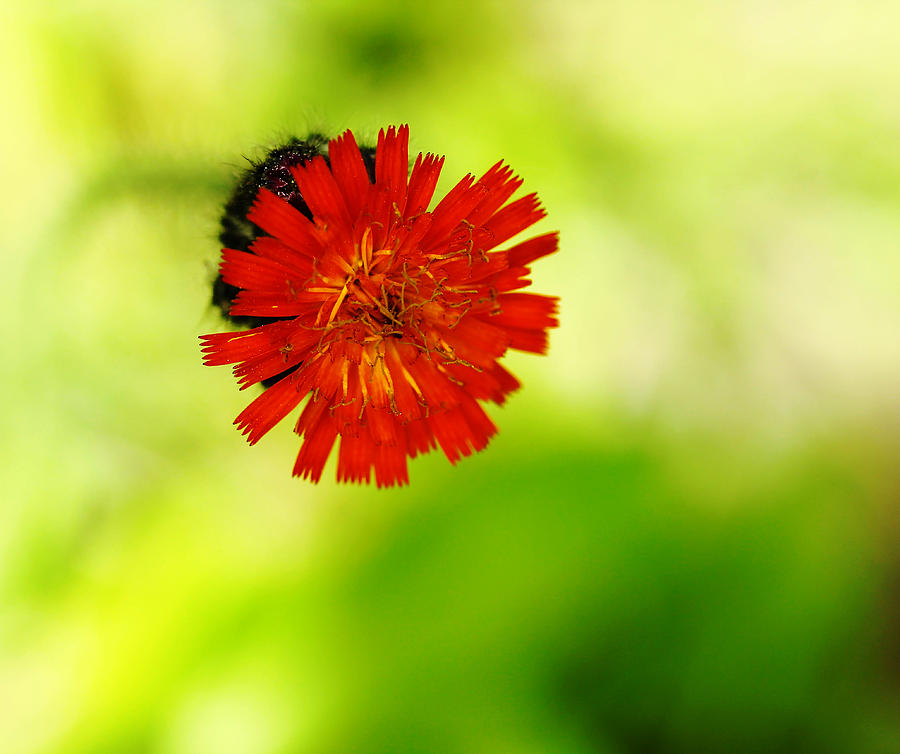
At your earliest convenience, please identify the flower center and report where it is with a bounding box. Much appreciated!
[315,226,408,335]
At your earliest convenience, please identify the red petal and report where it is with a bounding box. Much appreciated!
[506,328,550,354]
[290,156,352,231]
[405,354,459,407]
[492,293,559,331]
[292,399,339,482]
[405,417,437,458]
[219,248,304,293]
[444,360,519,405]
[429,394,496,464]
[466,161,524,227]
[405,152,444,218]
[337,430,374,484]
[228,290,328,318]
[440,316,510,368]
[232,329,321,388]
[365,404,401,447]
[233,374,305,445]
[384,346,424,420]
[419,175,488,252]
[249,237,314,275]
[374,440,409,488]
[366,184,394,250]
[246,188,321,255]
[375,125,410,216]
[458,394,497,451]
[200,320,299,366]
[505,231,559,267]
[328,129,371,217]
[483,193,546,249]
[489,266,532,293]
[388,213,431,258]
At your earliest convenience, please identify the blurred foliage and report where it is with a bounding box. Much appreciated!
[2,0,899,752]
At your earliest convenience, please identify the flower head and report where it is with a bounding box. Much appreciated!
[201,126,558,487]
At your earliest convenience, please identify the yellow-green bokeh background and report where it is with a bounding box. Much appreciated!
[3,1,899,752]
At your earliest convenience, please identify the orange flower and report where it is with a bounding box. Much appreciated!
[201,126,558,487]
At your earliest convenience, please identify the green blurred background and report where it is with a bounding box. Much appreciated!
[3,0,899,752]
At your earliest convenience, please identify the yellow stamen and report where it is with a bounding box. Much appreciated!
[327,283,349,324]
[335,256,355,276]
[358,362,370,403]
[397,360,423,398]
[340,359,349,398]
[360,226,373,275]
